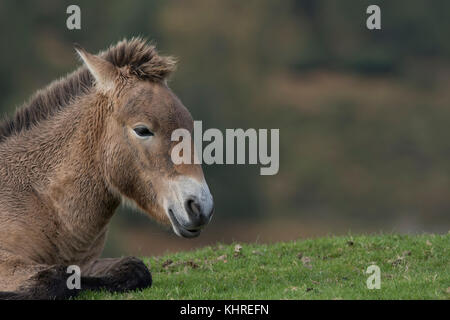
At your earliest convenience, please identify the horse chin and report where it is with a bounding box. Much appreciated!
[168,209,202,239]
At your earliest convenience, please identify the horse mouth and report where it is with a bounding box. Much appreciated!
[168,209,201,238]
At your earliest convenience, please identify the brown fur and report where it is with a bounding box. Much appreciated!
[0,38,204,299]
[0,37,176,143]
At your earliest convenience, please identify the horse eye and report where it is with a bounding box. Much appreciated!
[133,126,154,138]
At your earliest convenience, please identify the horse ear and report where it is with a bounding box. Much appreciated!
[74,44,117,92]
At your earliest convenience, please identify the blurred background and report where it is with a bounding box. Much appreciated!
[0,0,449,256]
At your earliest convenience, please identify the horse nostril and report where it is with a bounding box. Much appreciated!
[188,199,201,216]
[185,198,205,226]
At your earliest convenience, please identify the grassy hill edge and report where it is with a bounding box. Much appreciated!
[80,233,449,300]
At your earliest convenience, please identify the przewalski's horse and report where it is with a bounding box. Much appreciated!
[0,38,214,299]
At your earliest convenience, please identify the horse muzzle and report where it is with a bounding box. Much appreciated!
[165,177,214,238]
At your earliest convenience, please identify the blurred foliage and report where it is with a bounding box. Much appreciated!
[0,0,449,233]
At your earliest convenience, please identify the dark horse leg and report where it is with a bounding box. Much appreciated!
[82,256,152,293]
[0,265,79,300]
[0,256,151,300]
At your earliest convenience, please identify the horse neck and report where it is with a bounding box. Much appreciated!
[2,93,120,235]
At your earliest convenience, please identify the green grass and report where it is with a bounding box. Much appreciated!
[79,234,449,300]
